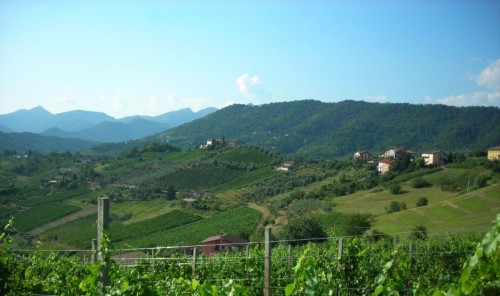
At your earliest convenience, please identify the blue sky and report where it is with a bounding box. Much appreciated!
[1,0,499,118]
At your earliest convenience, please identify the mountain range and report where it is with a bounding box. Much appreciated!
[1,100,499,157]
[0,106,217,143]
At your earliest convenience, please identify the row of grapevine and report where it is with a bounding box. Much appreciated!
[155,167,247,190]
[2,215,498,295]
[13,203,81,232]
[119,207,261,248]
[18,188,92,207]
[215,148,273,165]
[40,207,260,250]
[42,210,203,249]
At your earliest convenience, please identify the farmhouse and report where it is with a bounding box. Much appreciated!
[422,150,444,166]
[201,232,248,256]
[488,146,500,161]
[383,148,417,159]
[199,138,223,149]
[277,161,296,171]
[354,151,371,162]
[377,159,396,175]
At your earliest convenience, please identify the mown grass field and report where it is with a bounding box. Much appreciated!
[330,169,500,238]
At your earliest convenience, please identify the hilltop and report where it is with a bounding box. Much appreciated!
[155,100,500,158]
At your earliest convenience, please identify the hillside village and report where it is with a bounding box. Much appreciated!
[356,146,500,170]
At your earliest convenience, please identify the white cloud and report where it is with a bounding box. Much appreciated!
[236,73,272,103]
[475,59,500,91]
[437,92,491,106]
[437,58,500,107]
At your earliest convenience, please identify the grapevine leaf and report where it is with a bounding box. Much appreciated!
[285,283,295,296]
[373,285,384,296]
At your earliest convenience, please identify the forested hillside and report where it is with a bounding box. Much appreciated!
[156,100,500,158]
[0,132,96,153]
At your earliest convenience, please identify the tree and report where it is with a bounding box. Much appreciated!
[166,185,176,200]
[279,217,327,246]
[411,225,427,240]
[338,213,373,236]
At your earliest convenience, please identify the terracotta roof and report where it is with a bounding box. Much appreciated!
[488,146,500,150]
[202,233,247,244]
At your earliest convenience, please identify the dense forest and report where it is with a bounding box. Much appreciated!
[155,100,500,158]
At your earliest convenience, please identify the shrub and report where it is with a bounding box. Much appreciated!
[389,183,402,195]
[474,173,490,189]
[410,177,431,188]
[387,201,406,213]
[416,197,428,207]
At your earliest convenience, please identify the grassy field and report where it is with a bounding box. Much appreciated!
[328,169,500,238]
[373,183,500,236]
[111,199,177,224]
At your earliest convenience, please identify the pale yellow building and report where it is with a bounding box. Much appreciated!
[487,146,500,161]
[422,150,444,166]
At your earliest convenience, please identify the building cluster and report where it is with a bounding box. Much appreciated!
[354,148,444,175]
[354,146,500,175]
[199,138,245,149]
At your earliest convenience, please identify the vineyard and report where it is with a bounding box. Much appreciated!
[155,166,248,191]
[215,148,274,165]
[40,207,261,249]
[1,215,498,295]
[13,203,81,232]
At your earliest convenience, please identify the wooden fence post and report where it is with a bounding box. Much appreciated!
[97,197,110,286]
[91,239,97,264]
[192,247,197,279]
[336,238,343,296]
[288,244,292,268]
[337,238,343,273]
[264,226,272,296]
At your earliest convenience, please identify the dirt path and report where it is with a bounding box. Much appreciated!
[27,205,96,236]
[247,202,271,217]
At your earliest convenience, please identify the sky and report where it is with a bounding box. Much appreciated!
[0,0,499,118]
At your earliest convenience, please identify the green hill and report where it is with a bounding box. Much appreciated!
[2,140,499,249]
[0,131,96,153]
[155,100,500,158]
